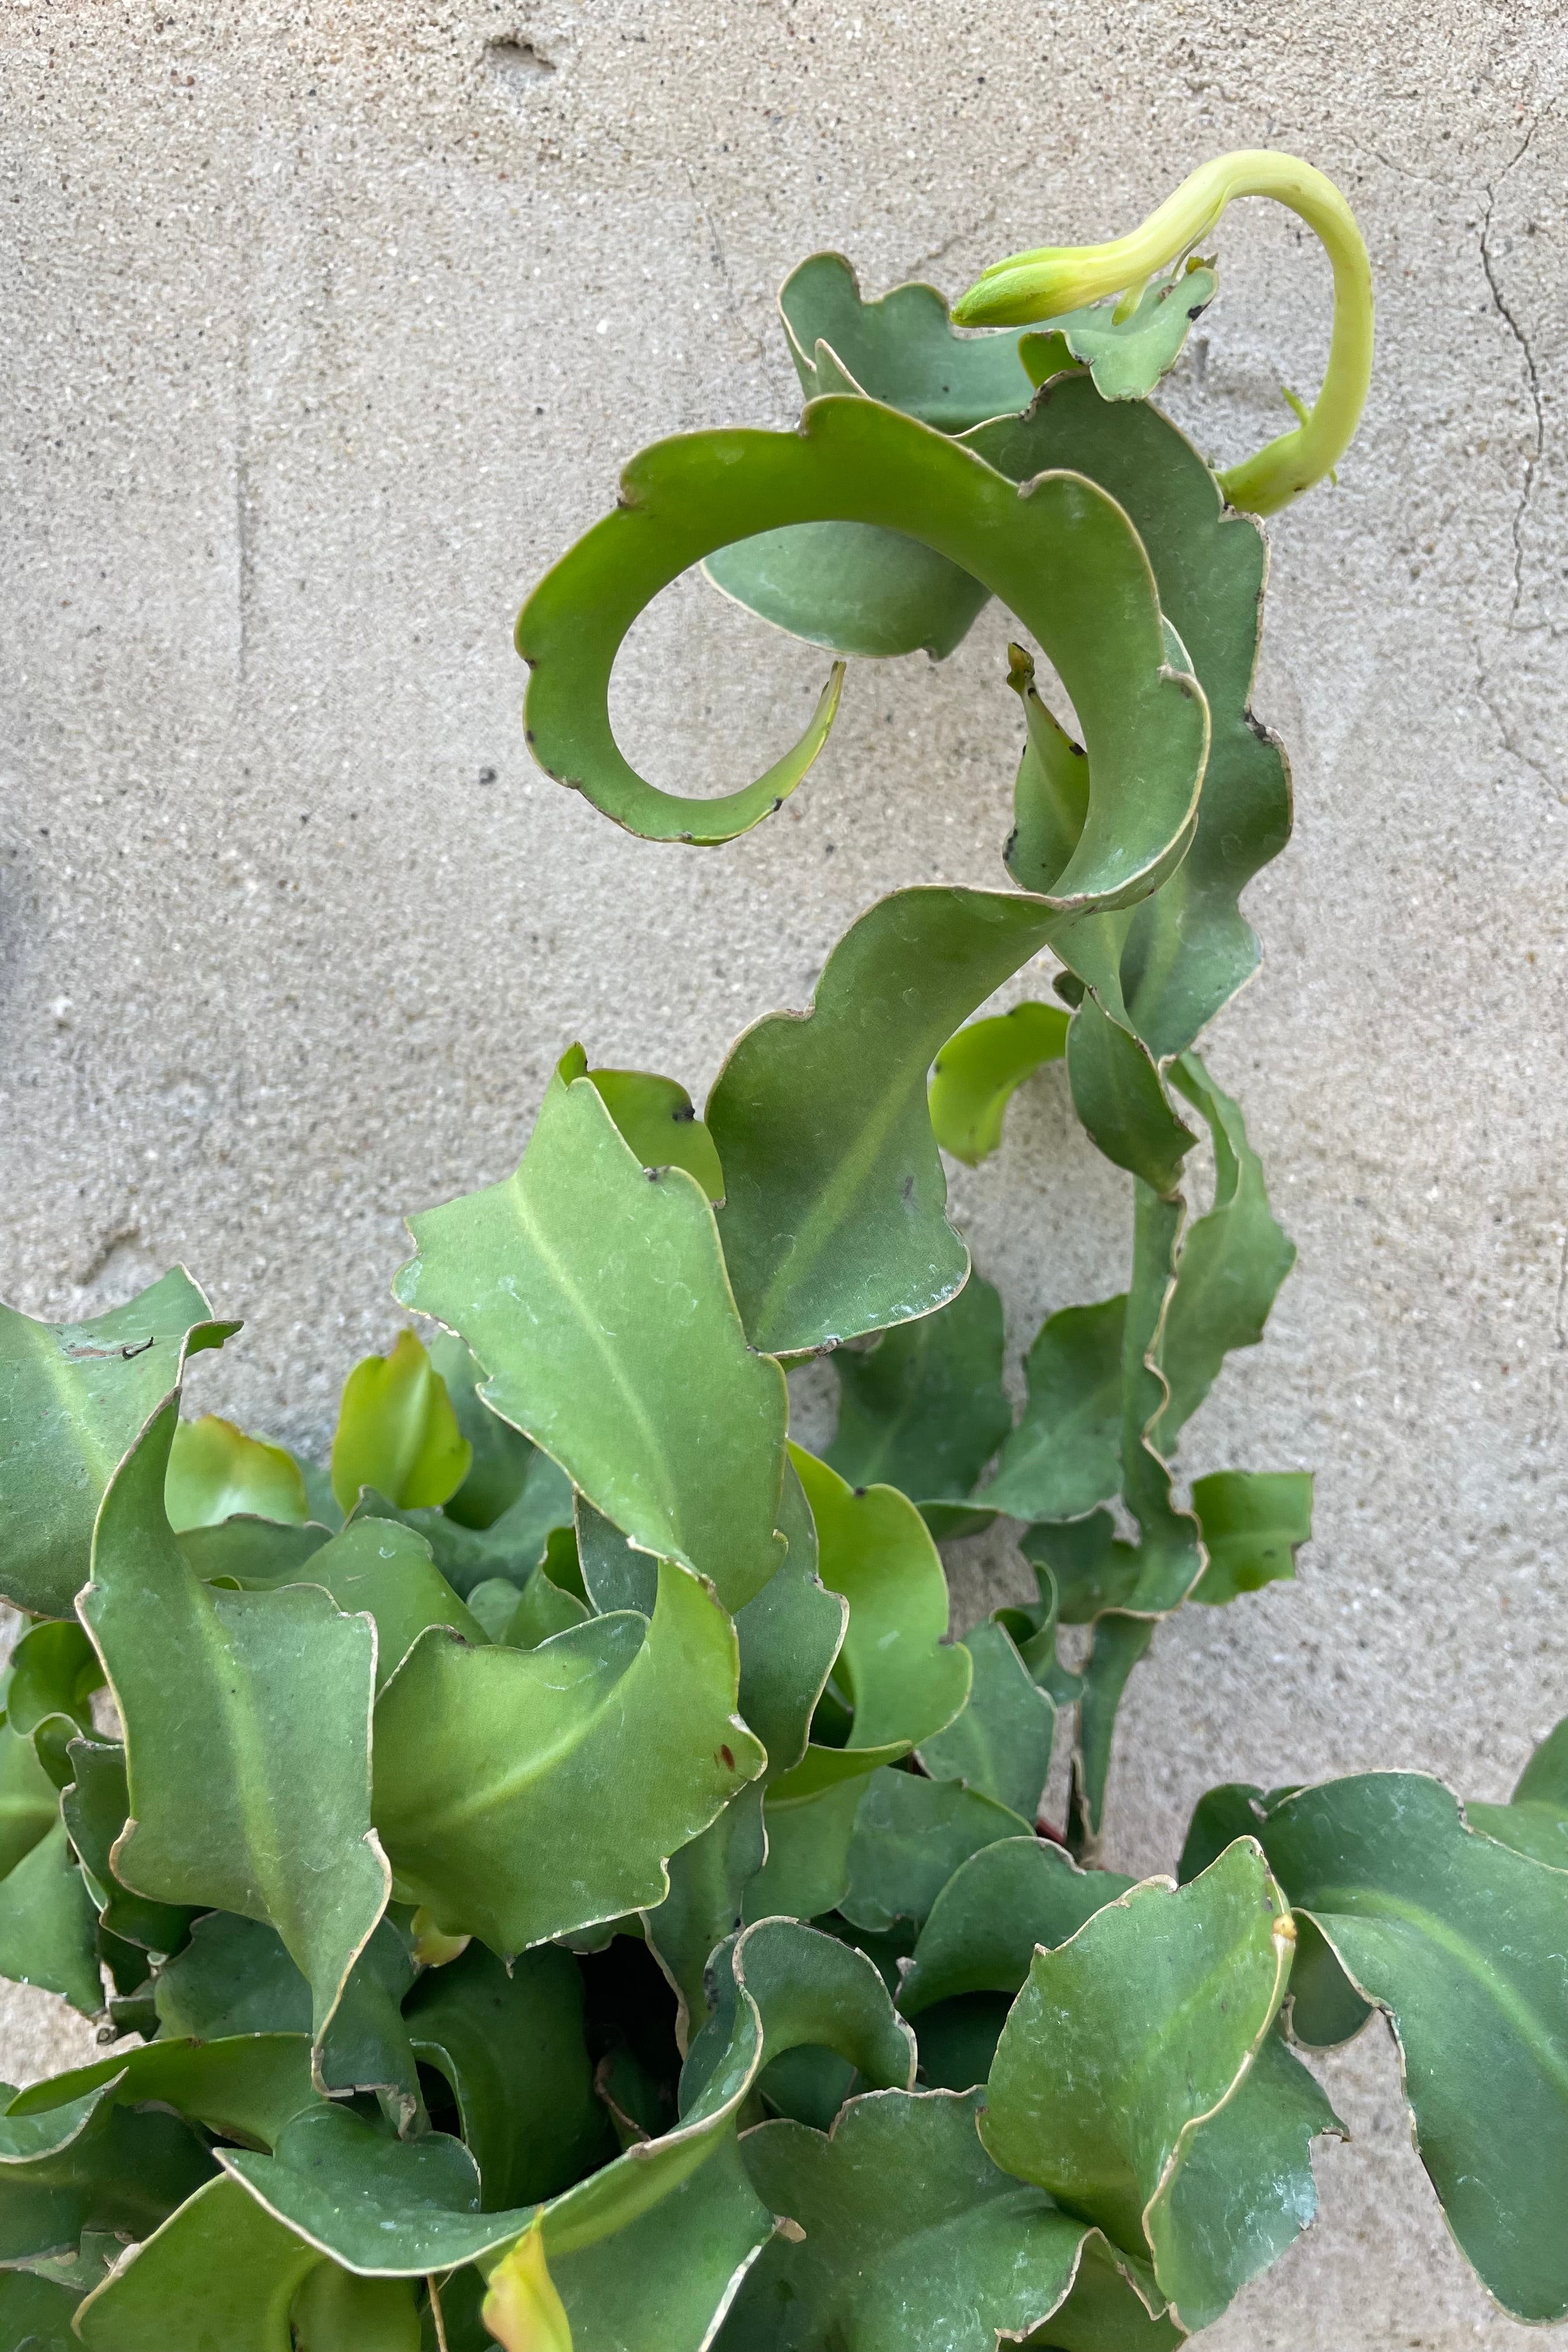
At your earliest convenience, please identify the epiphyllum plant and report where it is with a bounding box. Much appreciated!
[0,149,1560,2352]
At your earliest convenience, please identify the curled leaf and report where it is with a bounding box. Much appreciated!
[330,1332,472,1517]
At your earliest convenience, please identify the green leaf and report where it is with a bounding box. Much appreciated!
[0,1268,237,1618]
[372,1559,764,1953]
[80,1402,390,2058]
[0,1821,100,2014]
[396,1056,788,1614]
[407,1941,614,2207]
[154,1911,314,2040]
[0,2272,81,2350]
[790,1449,969,1751]
[290,2263,422,2351]
[427,1334,537,1532]
[0,2087,213,2283]
[916,1621,1055,1821]
[979,1840,1294,2326]
[1189,1470,1312,1605]
[0,1724,61,1880]
[644,1787,768,2042]
[552,2131,772,2352]
[505,1560,591,1649]
[165,1415,309,1532]
[582,1060,726,1202]
[348,1451,575,1601]
[967,376,1290,1060]
[705,523,992,663]
[1157,1057,1296,1448]
[73,2175,323,2351]
[1066,994,1195,1195]
[824,1278,1011,1518]
[6,2031,319,2151]
[1242,1772,1568,2323]
[254,1517,485,1686]
[574,1492,657,1616]
[778,252,1038,431]
[682,1918,916,2122]
[61,1740,195,1957]
[178,1517,332,1590]
[734,1462,846,1783]
[841,1769,1030,1934]
[744,1772,868,1927]
[927,1002,1069,1167]
[723,2087,1178,2352]
[1469,1713,1568,1868]
[1158,2031,1343,2329]
[330,1331,472,1517]
[1024,266,1217,402]
[5,1620,103,1788]
[980,1296,1126,1522]
[900,1837,1136,2017]
[1071,1614,1157,1854]
[519,397,1206,876]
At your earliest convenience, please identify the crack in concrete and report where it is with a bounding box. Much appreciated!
[683,163,765,363]
[1479,123,1544,625]
[1471,648,1566,804]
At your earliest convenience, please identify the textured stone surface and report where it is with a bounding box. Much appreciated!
[2,2,1566,2336]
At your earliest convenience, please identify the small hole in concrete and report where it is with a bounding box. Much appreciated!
[487,35,556,89]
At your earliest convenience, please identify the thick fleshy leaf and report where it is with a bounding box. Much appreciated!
[61,1740,194,1957]
[722,2088,1178,2352]
[551,2132,772,2352]
[165,1416,309,1532]
[427,1333,537,1533]
[396,1057,788,1613]
[734,1464,845,1783]
[0,1268,236,1618]
[979,1840,1293,2323]
[330,1331,472,1517]
[1189,1470,1312,1605]
[480,2219,573,2352]
[0,1724,60,1879]
[642,1786,766,2042]
[349,1453,575,1601]
[244,1517,485,1687]
[7,2031,319,2151]
[790,1450,968,1751]
[1241,1772,1568,2323]
[841,1769,1030,1934]
[1071,1614,1157,1854]
[916,1621,1054,1821]
[1022,265,1217,402]
[778,252,1037,430]
[705,245,1041,664]
[927,1002,1069,1168]
[154,1910,317,2040]
[404,1941,615,2207]
[824,1278,1010,1522]
[0,1821,100,2013]
[900,1837,1136,2017]
[1156,1058,1296,1449]
[1157,2031,1343,2330]
[1066,993,1195,1196]
[744,1772,869,1927]
[966,374,1290,1061]
[179,1517,332,1590]
[0,2088,213,2283]
[0,2272,80,2348]
[79,1403,390,2056]
[73,2174,322,2351]
[372,1560,764,1953]
[290,2263,422,2351]
[4,1620,102,1788]
[583,1060,726,1202]
[1469,1713,1568,1868]
[705,522,991,662]
[980,1296,1126,1522]
[520,396,1206,881]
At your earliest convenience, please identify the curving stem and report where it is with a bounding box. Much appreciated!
[951,149,1374,518]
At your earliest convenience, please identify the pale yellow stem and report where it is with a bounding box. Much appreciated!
[952,150,1373,517]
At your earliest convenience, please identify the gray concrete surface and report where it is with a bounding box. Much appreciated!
[2,1,1566,2338]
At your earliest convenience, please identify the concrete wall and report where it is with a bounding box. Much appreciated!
[3,1,1566,2339]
